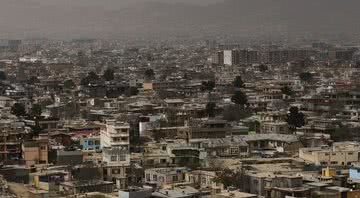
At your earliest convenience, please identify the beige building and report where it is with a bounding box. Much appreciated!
[22,138,48,166]
[299,142,360,166]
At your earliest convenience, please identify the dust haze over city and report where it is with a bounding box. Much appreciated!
[1,0,360,40]
[2,0,360,198]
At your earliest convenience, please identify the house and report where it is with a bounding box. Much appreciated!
[102,147,130,190]
[145,167,191,187]
[80,135,100,150]
[22,138,49,166]
[118,186,152,198]
[59,180,113,195]
[299,142,360,166]
[152,186,202,198]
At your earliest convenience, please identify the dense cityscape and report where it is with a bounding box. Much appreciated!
[2,1,360,198]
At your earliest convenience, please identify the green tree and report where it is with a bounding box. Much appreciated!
[233,76,244,88]
[30,104,42,118]
[28,76,40,85]
[81,71,99,86]
[222,105,252,121]
[212,168,245,189]
[331,124,352,141]
[125,87,139,97]
[299,72,313,83]
[281,86,294,96]
[286,106,305,131]
[103,68,114,81]
[201,81,215,92]
[259,64,268,72]
[11,103,26,117]
[144,68,155,80]
[231,90,248,106]
[206,102,216,117]
[64,79,76,89]
[0,71,6,80]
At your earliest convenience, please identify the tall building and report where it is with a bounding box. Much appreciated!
[223,50,240,66]
[100,120,130,189]
[100,121,130,150]
[211,51,224,65]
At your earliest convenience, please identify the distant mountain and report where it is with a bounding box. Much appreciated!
[1,0,360,39]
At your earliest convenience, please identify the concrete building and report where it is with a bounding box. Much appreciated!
[100,121,130,150]
[22,138,48,166]
[145,167,191,187]
[80,135,100,150]
[119,186,152,198]
[101,120,131,190]
[299,142,360,166]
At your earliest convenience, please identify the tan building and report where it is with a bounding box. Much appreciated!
[299,142,360,166]
[22,138,48,166]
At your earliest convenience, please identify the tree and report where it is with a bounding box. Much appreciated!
[259,64,268,72]
[11,103,26,117]
[80,71,99,86]
[201,81,215,92]
[331,125,352,142]
[212,168,245,189]
[222,105,252,121]
[0,71,6,80]
[233,76,244,88]
[125,87,139,97]
[231,90,248,106]
[103,68,114,81]
[144,68,155,80]
[28,76,40,85]
[299,72,313,83]
[30,104,42,118]
[286,106,305,131]
[64,79,76,89]
[72,164,102,181]
[205,102,216,117]
[281,86,294,96]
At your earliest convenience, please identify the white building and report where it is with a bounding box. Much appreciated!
[100,120,131,190]
[100,120,130,150]
[223,50,233,65]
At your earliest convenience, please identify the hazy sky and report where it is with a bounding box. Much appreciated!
[0,0,359,40]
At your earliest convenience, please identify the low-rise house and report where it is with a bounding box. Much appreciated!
[119,186,152,198]
[264,175,311,198]
[59,180,113,195]
[102,147,130,190]
[152,186,202,198]
[299,142,360,166]
[22,138,48,166]
[145,167,191,187]
[80,135,100,150]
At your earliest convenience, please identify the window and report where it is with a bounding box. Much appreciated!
[173,175,178,182]
[119,154,126,161]
[112,169,119,174]
[349,152,353,155]
[153,175,158,181]
[160,159,167,163]
[40,146,46,150]
[111,156,117,161]
[325,153,329,156]
[95,140,100,145]
[331,161,337,165]
[201,177,206,184]
[88,141,94,145]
